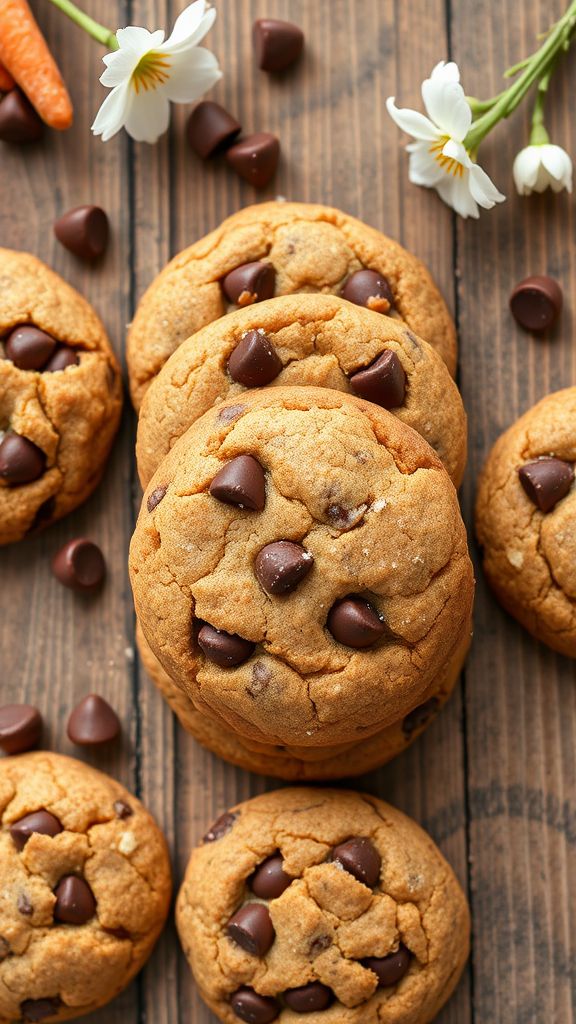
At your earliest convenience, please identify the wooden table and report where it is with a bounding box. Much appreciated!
[1,1,575,1021]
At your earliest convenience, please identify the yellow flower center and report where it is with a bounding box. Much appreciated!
[430,136,465,177]
[132,51,171,94]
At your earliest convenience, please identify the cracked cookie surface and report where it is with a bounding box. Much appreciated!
[176,787,470,1024]
[0,249,123,545]
[127,201,457,410]
[136,294,466,490]
[0,751,171,1022]
[475,386,576,657]
[130,386,474,748]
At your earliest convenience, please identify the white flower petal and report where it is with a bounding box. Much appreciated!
[115,27,164,51]
[437,172,480,219]
[468,162,505,208]
[91,82,132,141]
[540,143,572,187]
[164,1,216,51]
[407,140,446,186]
[430,60,461,84]
[513,146,541,193]
[100,46,144,87]
[442,136,470,166]
[162,47,222,103]
[124,88,171,143]
[422,78,471,140]
[386,98,440,141]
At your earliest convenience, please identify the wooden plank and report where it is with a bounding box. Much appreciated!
[451,0,576,1021]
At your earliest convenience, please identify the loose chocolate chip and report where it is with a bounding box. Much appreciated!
[253,18,304,72]
[227,903,275,956]
[363,945,411,987]
[20,997,62,1022]
[0,433,45,485]
[226,134,280,189]
[209,454,266,511]
[113,800,133,820]
[228,330,282,387]
[341,269,394,313]
[402,697,440,737]
[0,89,43,143]
[17,893,33,916]
[147,485,167,512]
[250,853,293,899]
[198,624,255,667]
[327,597,385,649]
[518,457,574,513]
[0,704,42,754]
[43,346,78,373]
[53,875,96,925]
[332,837,381,887]
[10,811,63,851]
[54,205,109,261]
[203,811,237,843]
[4,326,57,370]
[51,538,106,592]
[187,100,241,158]
[509,275,562,332]
[349,350,406,409]
[222,262,276,307]
[67,694,120,746]
[254,541,314,595]
[231,988,279,1024]
[284,982,333,1013]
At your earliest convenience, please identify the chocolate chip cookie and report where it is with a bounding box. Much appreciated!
[0,751,171,1022]
[475,387,576,657]
[127,201,457,409]
[137,617,471,779]
[130,386,474,748]
[0,249,123,545]
[176,787,470,1023]
[136,294,466,490]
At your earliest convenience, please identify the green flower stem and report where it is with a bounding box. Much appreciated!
[46,0,118,49]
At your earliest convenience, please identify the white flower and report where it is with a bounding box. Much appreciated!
[387,61,505,219]
[92,0,221,144]
[513,143,573,195]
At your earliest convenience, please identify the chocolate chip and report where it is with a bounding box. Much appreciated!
[54,205,109,261]
[284,982,333,1013]
[254,541,314,595]
[67,694,120,746]
[310,934,331,955]
[253,18,304,72]
[187,100,241,158]
[349,350,406,409]
[51,538,106,592]
[0,432,45,485]
[226,134,280,189]
[4,326,56,370]
[341,269,394,313]
[250,852,293,899]
[402,697,440,737]
[327,597,385,648]
[203,811,237,843]
[53,875,96,925]
[197,624,255,667]
[209,455,266,511]
[518,457,574,513]
[17,893,33,916]
[228,331,282,387]
[28,496,56,533]
[332,837,381,887]
[113,800,133,820]
[222,262,276,307]
[509,275,562,332]
[363,945,411,986]
[0,704,42,754]
[20,997,61,1022]
[43,346,78,372]
[326,504,366,531]
[227,903,275,956]
[231,988,279,1024]
[0,89,43,143]
[147,485,167,512]
[10,811,63,851]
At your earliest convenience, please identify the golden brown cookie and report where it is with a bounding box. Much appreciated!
[136,294,466,490]
[0,751,171,1022]
[130,386,474,748]
[176,787,470,1024]
[475,387,576,657]
[136,618,471,780]
[127,201,457,409]
[0,249,123,545]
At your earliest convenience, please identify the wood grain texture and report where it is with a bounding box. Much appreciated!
[0,0,574,1021]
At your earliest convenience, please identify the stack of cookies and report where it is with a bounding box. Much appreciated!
[128,202,474,779]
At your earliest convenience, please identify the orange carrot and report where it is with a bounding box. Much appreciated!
[0,0,73,129]
[0,59,15,92]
